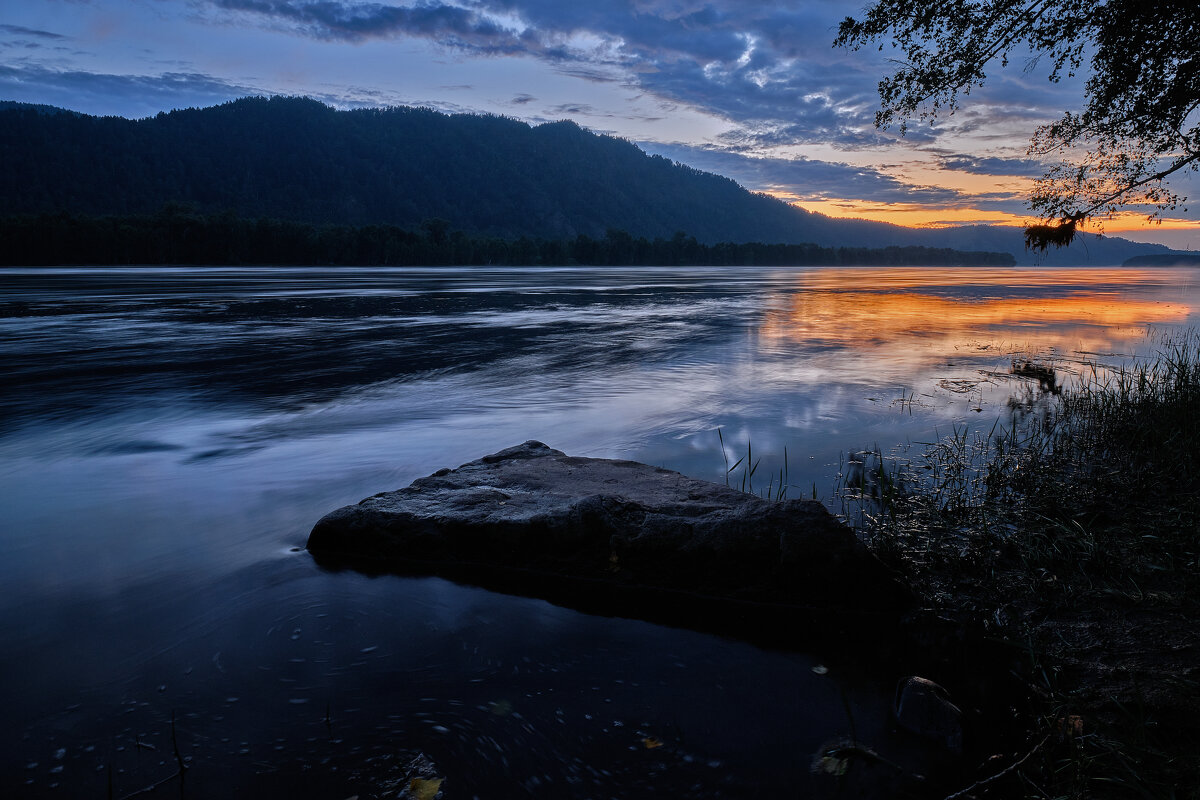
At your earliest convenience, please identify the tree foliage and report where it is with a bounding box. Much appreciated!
[836,0,1200,249]
[0,96,834,247]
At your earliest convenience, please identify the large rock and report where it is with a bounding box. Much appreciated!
[308,441,910,638]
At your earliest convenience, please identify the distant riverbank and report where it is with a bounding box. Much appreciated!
[1122,253,1200,267]
[0,208,1015,267]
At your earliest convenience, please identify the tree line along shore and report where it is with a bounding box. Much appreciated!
[1,209,1016,268]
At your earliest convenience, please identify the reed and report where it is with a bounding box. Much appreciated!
[857,329,1200,797]
[716,430,792,501]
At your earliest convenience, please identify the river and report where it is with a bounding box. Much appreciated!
[3,265,1197,797]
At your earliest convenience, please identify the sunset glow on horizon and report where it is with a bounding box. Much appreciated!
[793,200,1200,244]
[792,199,1040,229]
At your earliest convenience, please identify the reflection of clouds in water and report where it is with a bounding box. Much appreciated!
[158,267,1200,502]
[755,268,1195,390]
[5,265,1200,593]
[662,266,1200,491]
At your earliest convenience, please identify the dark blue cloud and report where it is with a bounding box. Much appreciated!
[549,102,595,115]
[0,64,256,117]
[0,24,68,40]
[476,0,889,144]
[214,0,522,49]
[936,154,1047,177]
[0,62,493,119]
[202,0,1075,151]
[205,0,887,144]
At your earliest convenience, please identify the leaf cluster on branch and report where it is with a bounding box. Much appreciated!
[836,0,1200,249]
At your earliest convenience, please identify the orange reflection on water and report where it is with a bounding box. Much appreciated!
[757,268,1193,380]
[775,266,1174,291]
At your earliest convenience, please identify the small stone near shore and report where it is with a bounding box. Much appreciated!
[308,441,909,629]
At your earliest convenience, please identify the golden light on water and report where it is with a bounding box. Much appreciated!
[755,268,1194,383]
[768,267,1178,291]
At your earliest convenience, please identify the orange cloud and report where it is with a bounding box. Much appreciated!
[1092,211,1200,234]
[790,198,1037,228]
[786,198,1200,238]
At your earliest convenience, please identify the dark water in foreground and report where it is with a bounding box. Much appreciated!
[2,265,1198,797]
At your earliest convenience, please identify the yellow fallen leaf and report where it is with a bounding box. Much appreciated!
[408,777,443,800]
[641,737,663,749]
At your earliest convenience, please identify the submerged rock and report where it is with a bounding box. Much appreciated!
[308,441,909,637]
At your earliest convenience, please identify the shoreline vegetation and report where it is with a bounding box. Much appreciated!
[842,331,1200,797]
[0,208,1016,268]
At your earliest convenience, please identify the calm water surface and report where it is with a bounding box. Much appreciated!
[2,265,1197,796]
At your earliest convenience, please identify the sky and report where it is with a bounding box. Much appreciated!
[3,0,1199,249]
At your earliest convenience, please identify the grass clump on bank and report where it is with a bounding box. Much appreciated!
[854,331,1200,798]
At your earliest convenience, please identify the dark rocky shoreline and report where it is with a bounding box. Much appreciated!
[308,441,1033,797]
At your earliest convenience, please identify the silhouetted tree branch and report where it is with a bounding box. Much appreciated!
[836,0,1200,249]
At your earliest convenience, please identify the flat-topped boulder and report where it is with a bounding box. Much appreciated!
[308,441,910,636]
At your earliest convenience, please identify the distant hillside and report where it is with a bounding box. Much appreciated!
[923,224,1170,268]
[0,96,828,243]
[0,100,80,116]
[1123,253,1200,267]
[0,96,1171,265]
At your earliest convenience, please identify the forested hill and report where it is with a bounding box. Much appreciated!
[1,96,826,244]
[0,96,1173,265]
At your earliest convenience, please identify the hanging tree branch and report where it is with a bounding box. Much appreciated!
[836,0,1200,249]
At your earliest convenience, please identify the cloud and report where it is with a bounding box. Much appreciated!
[0,64,257,117]
[0,60,499,120]
[510,93,536,104]
[191,0,1082,156]
[202,1,895,146]
[214,0,524,50]
[476,1,895,145]
[641,142,972,206]
[936,154,1047,177]
[548,102,595,115]
[0,24,68,40]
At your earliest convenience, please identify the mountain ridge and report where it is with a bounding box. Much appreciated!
[0,95,1173,266]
